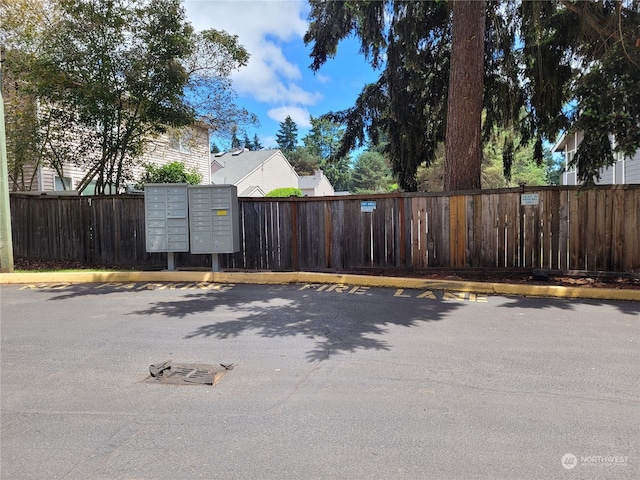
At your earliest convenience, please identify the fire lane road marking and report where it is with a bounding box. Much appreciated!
[18,282,235,292]
[16,282,488,302]
[298,284,488,302]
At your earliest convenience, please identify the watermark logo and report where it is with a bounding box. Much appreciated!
[562,453,578,470]
[562,453,628,470]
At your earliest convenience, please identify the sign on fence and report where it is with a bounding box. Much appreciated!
[361,201,376,213]
[520,193,539,206]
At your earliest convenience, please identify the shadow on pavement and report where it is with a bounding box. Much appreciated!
[497,295,640,315]
[126,287,465,362]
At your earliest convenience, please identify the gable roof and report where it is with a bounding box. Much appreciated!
[298,172,324,190]
[239,185,265,197]
[211,149,289,185]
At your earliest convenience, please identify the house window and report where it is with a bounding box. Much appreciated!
[169,129,193,153]
[54,176,73,191]
[81,180,118,195]
[82,181,97,196]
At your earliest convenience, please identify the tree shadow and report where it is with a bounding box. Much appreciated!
[26,281,240,301]
[497,295,640,316]
[126,286,465,362]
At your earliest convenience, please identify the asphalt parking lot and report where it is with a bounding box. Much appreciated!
[1,281,639,479]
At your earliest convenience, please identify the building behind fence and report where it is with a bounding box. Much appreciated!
[9,185,640,273]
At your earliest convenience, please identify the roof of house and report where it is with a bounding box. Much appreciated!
[552,132,570,152]
[211,148,288,185]
[298,171,325,190]
[239,185,265,197]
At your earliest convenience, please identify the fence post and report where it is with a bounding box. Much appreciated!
[0,53,14,272]
[291,201,298,271]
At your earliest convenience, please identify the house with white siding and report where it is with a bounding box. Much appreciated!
[211,149,301,197]
[299,169,335,197]
[554,131,640,185]
[12,124,211,194]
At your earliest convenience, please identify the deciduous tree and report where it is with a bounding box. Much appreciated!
[1,0,256,194]
[139,161,202,186]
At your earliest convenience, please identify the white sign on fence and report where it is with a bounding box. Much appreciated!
[520,193,539,206]
[361,201,376,213]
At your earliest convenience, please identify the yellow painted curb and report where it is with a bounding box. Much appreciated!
[1,271,638,302]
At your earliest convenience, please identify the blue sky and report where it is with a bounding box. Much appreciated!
[183,0,380,150]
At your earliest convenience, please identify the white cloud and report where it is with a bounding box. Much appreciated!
[267,106,311,128]
[260,135,278,149]
[183,1,319,106]
[315,73,331,84]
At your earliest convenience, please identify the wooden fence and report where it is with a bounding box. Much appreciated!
[10,185,640,273]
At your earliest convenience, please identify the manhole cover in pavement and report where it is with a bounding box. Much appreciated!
[146,360,234,386]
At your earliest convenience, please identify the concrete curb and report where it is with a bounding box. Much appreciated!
[1,271,638,302]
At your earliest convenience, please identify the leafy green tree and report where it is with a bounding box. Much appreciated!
[545,151,564,186]
[3,51,41,191]
[26,0,195,194]
[321,157,353,193]
[139,161,202,186]
[481,137,549,189]
[265,187,303,198]
[301,115,352,191]
[417,133,553,192]
[302,116,344,159]
[352,151,393,193]
[2,1,82,191]
[1,0,255,194]
[210,142,220,154]
[183,28,257,139]
[286,146,320,176]
[275,116,298,152]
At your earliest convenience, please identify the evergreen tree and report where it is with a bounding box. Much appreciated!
[444,0,486,191]
[352,151,392,193]
[230,128,241,149]
[210,142,220,154]
[275,116,298,152]
[287,147,320,176]
[321,156,353,193]
[302,116,343,159]
[252,133,263,150]
[304,0,640,191]
[243,132,253,150]
[302,116,352,191]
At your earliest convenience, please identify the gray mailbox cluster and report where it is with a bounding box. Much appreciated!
[145,184,189,252]
[189,185,240,254]
[144,184,239,267]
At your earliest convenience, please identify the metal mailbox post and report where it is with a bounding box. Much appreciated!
[188,185,240,271]
[144,184,189,270]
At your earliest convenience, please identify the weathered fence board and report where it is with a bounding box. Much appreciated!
[9,185,640,273]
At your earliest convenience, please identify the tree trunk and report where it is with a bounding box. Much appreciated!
[444,0,486,192]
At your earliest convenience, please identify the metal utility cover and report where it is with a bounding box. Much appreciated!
[147,360,234,386]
